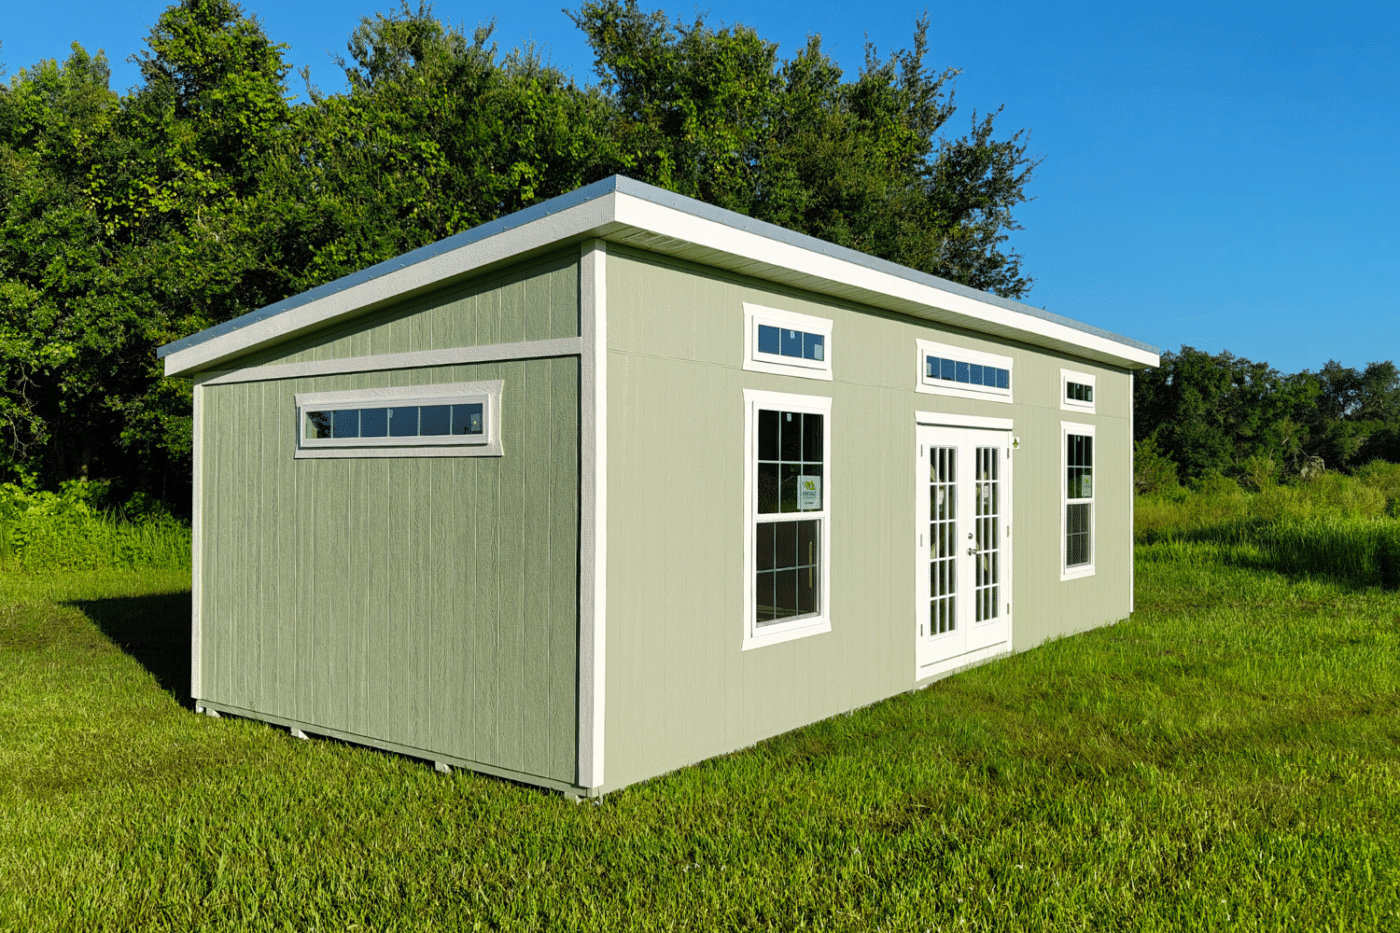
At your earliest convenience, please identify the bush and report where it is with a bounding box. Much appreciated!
[0,478,190,571]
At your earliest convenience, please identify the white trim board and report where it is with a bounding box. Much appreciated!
[163,182,1159,378]
[202,337,583,386]
[190,378,207,702]
[577,240,608,789]
[914,411,1015,431]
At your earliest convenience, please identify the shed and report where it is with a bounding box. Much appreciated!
[160,175,1160,797]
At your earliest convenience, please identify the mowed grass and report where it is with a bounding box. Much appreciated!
[1,551,1397,931]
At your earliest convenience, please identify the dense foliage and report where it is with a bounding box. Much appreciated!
[1135,347,1400,491]
[0,0,1040,510]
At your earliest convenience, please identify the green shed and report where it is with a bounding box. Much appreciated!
[160,176,1160,797]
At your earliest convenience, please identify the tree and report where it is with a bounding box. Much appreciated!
[571,0,1039,297]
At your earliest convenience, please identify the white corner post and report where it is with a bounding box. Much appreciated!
[190,377,206,704]
[578,239,608,790]
[1129,371,1135,616]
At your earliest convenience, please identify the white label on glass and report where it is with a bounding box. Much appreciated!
[798,476,821,510]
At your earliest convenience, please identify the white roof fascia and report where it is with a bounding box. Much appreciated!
[164,179,1159,377]
[162,195,625,377]
[609,193,1160,370]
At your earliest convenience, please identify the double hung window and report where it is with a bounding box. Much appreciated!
[1062,422,1095,578]
[744,389,832,648]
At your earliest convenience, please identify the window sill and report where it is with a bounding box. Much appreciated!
[1060,565,1096,582]
[742,357,834,381]
[742,616,831,651]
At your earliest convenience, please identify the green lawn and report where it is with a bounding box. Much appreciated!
[1,547,1396,931]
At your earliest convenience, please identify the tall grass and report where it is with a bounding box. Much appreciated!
[0,480,190,571]
[1136,461,1400,589]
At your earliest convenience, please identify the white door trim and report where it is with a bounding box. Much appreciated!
[914,424,1013,681]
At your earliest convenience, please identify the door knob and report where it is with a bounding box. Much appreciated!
[967,546,976,555]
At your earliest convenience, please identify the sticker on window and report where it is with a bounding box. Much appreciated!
[798,476,822,510]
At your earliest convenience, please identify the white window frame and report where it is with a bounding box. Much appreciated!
[1061,368,1097,414]
[1061,420,1096,580]
[915,338,1013,403]
[294,380,504,459]
[742,304,834,381]
[742,388,833,650]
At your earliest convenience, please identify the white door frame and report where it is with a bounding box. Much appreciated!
[914,412,1014,680]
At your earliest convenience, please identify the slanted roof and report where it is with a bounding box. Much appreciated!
[160,175,1160,376]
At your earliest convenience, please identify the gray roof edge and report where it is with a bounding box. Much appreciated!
[159,174,1159,362]
[157,175,624,359]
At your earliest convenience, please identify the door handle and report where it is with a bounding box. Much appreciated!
[967,546,976,556]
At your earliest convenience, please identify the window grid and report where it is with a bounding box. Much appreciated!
[306,402,484,441]
[756,409,825,626]
[926,356,1010,391]
[974,447,1001,622]
[929,445,957,636]
[1066,433,1093,568]
[758,325,825,363]
[1066,382,1093,403]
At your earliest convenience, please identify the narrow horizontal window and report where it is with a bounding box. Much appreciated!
[925,355,1010,390]
[744,304,834,380]
[758,324,825,362]
[916,339,1013,402]
[295,380,503,459]
[305,402,484,441]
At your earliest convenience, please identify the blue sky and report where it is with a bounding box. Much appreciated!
[4,0,1397,374]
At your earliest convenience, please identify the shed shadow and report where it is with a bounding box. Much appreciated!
[69,591,192,706]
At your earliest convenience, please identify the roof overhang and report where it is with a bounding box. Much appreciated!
[160,176,1160,377]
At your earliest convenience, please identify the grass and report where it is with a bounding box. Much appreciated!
[1,549,1397,930]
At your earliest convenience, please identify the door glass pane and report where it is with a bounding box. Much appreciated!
[974,447,1002,622]
[929,446,958,635]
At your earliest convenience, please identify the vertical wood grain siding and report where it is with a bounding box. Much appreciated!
[200,359,579,785]
[602,246,1133,791]
[229,251,580,369]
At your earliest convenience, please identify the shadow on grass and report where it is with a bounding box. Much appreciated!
[71,591,192,706]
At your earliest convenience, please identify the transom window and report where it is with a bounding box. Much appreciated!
[916,339,1013,403]
[1061,369,1097,413]
[925,355,1010,390]
[744,304,833,380]
[295,381,503,459]
[305,402,484,442]
[1062,422,1095,578]
[758,324,825,363]
[744,389,832,649]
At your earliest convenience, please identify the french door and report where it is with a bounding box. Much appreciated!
[915,424,1013,676]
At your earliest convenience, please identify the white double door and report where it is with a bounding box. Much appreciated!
[915,424,1013,676]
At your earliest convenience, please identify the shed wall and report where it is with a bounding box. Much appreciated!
[198,262,582,786]
[229,251,580,370]
[602,246,1133,791]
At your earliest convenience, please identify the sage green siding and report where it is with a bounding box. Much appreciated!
[602,246,1134,791]
[200,356,580,785]
[230,251,580,370]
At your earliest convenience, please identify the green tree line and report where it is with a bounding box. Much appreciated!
[1135,347,1400,492]
[0,0,1038,511]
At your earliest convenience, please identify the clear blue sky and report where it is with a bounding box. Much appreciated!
[4,0,1398,374]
